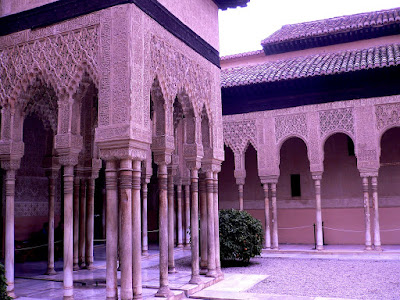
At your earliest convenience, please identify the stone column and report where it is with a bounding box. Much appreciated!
[63,165,75,299]
[155,163,173,297]
[85,176,95,269]
[184,183,191,248]
[4,166,17,298]
[46,166,59,275]
[362,176,372,251]
[371,176,382,251]
[189,168,202,284]
[238,184,244,211]
[213,172,222,277]
[262,183,271,249]
[167,167,176,273]
[73,176,80,270]
[119,159,133,300]
[199,173,208,275]
[206,171,216,277]
[141,175,150,256]
[313,174,324,250]
[271,182,279,250]
[132,160,142,299]
[79,178,87,268]
[106,161,118,300]
[176,182,184,248]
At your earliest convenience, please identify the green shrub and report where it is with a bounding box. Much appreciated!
[219,209,263,264]
[0,263,12,300]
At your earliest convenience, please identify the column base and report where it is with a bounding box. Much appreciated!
[133,294,143,299]
[86,263,95,270]
[121,290,133,300]
[7,290,16,299]
[189,275,202,285]
[199,267,208,275]
[168,266,177,274]
[46,268,57,275]
[73,264,79,271]
[142,250,149,256]
[177,244,184,248]
[316,245,324,251]
[272,246,279,250]
[365,245,373,251]
[206,269,217,278]
[79,262,86,269]
[155,285,174,298]
[374,245,382,251]
[216,269,224,279]
[184,245,191,250]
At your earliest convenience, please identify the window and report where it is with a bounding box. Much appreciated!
[291,174,301,197]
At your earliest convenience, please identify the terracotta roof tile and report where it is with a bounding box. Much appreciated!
[220,49,264,60]
[262,7,400,54]
[221,43,400,88]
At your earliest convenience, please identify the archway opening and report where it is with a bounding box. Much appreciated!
[219,145,236,209]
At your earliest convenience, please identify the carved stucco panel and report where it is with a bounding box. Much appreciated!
[375,102,400,132]
[275,113,307,143]
[319,107,354,137]
[223,120,257,154]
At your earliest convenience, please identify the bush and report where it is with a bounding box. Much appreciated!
[219,209,263,264]
[0,263,12,300]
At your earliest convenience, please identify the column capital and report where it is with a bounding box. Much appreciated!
[259,175,278,185]
[311,171,323,181]
[202,160,222,174]
[1,159,21,171]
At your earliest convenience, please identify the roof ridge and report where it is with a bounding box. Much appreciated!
[221,49,264,60]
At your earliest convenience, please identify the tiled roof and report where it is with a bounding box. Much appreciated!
[222,43,400,88]
[261,7,400,54]
[214,0,250,10]
[221,49,264,60]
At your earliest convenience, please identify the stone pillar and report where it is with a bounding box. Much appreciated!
[313,174,324,250]
[371,176,382,251]
[119,159,133,300]
[46,166,59,275]
[73,176,80,270]
[199,173,208,274]
[271,182,279,250]
[189,168,202,284]
[63,165,75,299]
[213,172,222,277]
[206,171,216,277]
[238,184,244,211]
[176,182,184,248]
[167,167,176,273]
[262,183,271,249]
[155,163,173,297]
[106,161,118,300]
[141,175,150,256]
[85,177,95,270]
[79,178,87,268]
[4,166,17,298]
[184,183,191,248]
[132,160,142,299]
[362,176,372,251]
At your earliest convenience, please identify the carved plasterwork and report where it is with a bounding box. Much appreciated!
[375,102,400,131]
[223,120,256,154]
[275,113,307,142]
[319,108,354,137]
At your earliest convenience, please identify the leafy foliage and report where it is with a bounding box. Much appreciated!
[0,263,12,300]
[219,209,264,264]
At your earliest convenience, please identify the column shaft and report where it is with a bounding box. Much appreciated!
[213,172,222,276]
[85,177,95,269]
[79,178,87,268]
[167,167,176,273]
[132,160,142,299]
[47,174,57,275]
[176,184,183,248]
[238,184,244,211]
[314,178,324,250]
[120,159,133,300]
[184,184,191,247]
[141,178,149,256]
[271,183,279,250]
[199,175,208,274]
[206,172,216,277]
[371,176,382,250]
[106,161,118,300]
[5,169,16,298]
[73,177,80,270]
[263,184,271,249]
[63,166,74,299]
[189,169,202,284]
[362,177,372,250]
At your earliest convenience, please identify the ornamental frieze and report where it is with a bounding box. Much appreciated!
[275,113,307,142]
[375,102,400,130]
[319,107,354,137]
[223,120,257,154]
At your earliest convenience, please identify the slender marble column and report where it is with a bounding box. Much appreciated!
[199,174,208,275]
[238,184,244,211]
[189,168,202,284]
[73,176,80,270]
[120,159,133,300]
[371,176,382,251]
[206,171,216,277]
[155,163,173,297]
[46,170,58,275]
[106,161,118,300]
[314,176,324,250]
[213,172,222,277]
[63,165,75,299]
[141,176,150,256]
[262,184,271,249]
[85,177,95,269]
[167,167,176,273]
[5,168,16,298]
[176,183,184,248]
[184,184,191,248]
[79,178,87,268]
[132,160,142,299]
[362,177,372,250]
[271,183,279,250]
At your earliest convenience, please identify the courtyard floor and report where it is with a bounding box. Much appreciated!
[12,244,400,299]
